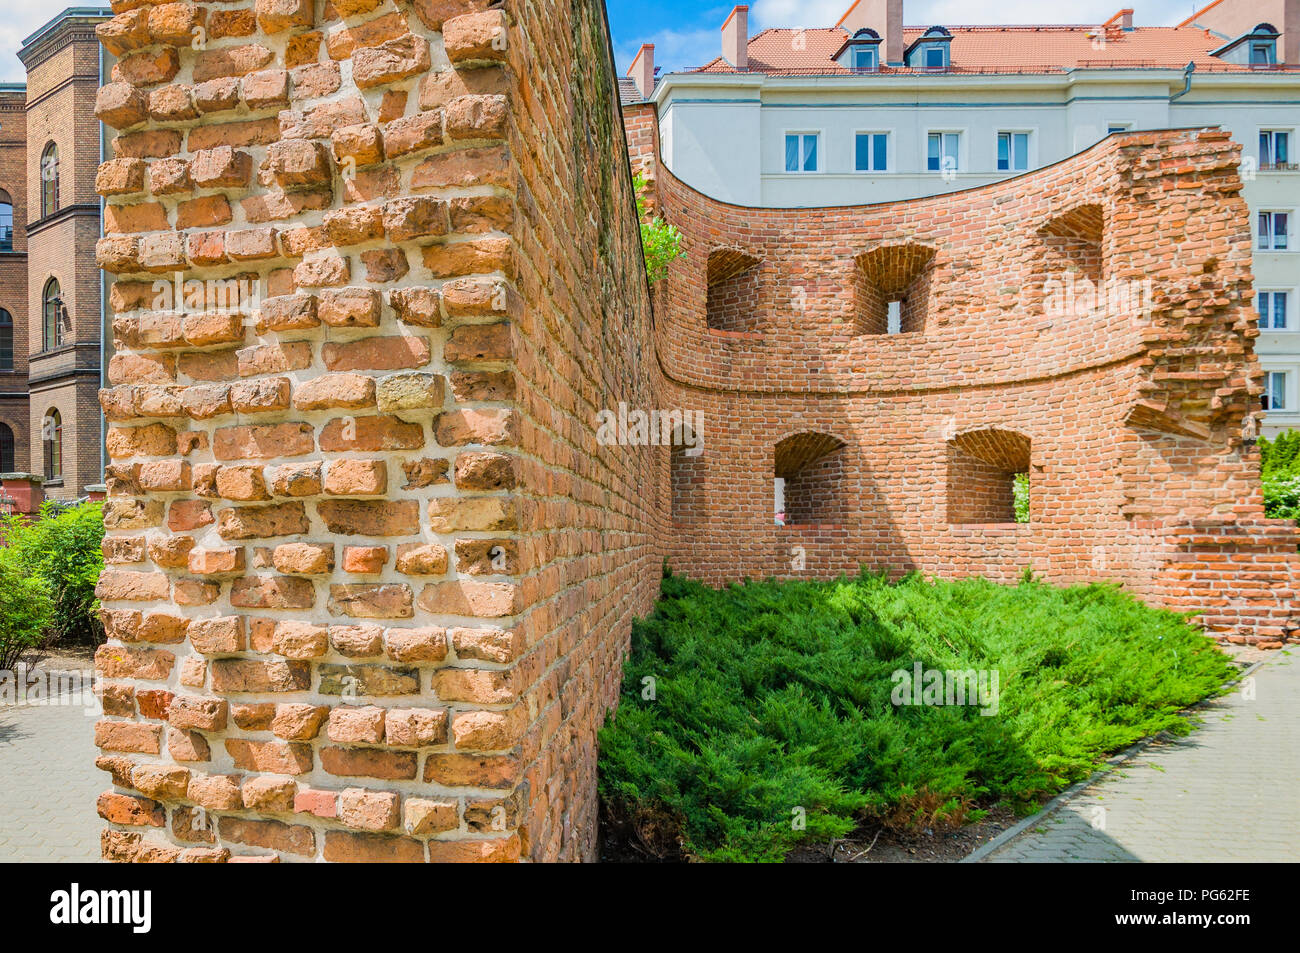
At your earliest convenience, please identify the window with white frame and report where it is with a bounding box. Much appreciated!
[855,132,888,172]
[927,132,959,172]
[784,133,819,173]
[923,45,948,69]
[1259,210,1291,250]
[997,132,1029,172]
[1258,290,1290,329]
[1107,124,1131,135]
[1264,370,1289,410]
[853,46,878,71]
[1251,39,1277,65]
[1260,129,1291,169]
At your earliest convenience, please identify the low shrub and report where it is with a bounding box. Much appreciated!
[0,501,105,648]
[599,569,1236,862]
[0,546,55,671]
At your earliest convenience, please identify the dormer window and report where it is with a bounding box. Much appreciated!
[1251,39,1277,65]
[1213,23,1281,68]
[910,26,952,71]
[839,28,881,73]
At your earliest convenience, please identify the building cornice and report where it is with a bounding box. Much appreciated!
[654,66,1300,104]
[17,10,110,74]
[25,204,101,237]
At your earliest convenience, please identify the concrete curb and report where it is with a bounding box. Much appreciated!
[959,656,1269,864]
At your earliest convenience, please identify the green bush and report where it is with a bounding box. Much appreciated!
[1260,429,1300,477]
[0,501,105,647]
[0,547,55,670]
[634,173,684,284]
[1260,430,1300,519]
[599,569,1236,862]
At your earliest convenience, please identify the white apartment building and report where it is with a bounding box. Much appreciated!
[624,0,1300,436]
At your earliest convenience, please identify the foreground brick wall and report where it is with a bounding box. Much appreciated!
[93,0,657,862]
[639,121,1299,643]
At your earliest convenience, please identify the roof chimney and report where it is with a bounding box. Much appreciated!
[1103,8,1134,30]
[629,43,655,99]
[722,5,748,70]
[839,0,903,66]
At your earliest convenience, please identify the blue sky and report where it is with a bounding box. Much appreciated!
[608,0,1211,75]
[0,2,1211,84]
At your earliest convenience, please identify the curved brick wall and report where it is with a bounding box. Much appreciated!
[642,124,1299,637]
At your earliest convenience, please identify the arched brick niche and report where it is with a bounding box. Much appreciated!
[1038,202,1105,286]
[670,423,706,525]
[706,247,762,333]
[852,243,937,335]
[946,428,1031,525]
[775,431,847,525]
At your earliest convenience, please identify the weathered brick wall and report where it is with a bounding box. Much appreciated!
[0,87,29,468]
[640,124,1299,643]
[93,0,658,862]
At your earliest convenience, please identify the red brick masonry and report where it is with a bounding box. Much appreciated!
[89,0,1296,864]
[630,103,1299,646]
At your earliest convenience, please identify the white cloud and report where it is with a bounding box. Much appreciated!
[0,10,59,84]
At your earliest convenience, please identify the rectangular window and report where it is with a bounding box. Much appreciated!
[1259,211,1291,250]
[1264,371,1288,410]
[1252,41,1276,66]
[1260,130,1291,168]
[1108,124,1130,135]
[855,132,888,172]
[927,132,959,172]
[1258,291,1290,329]
[997,132,1029,172]
[924,46,946,69]
[784,133,819,173]
[853,46,877,71]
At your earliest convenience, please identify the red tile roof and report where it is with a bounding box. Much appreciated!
[690,25,1290,76]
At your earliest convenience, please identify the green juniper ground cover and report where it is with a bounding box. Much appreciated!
[598,569,1237,862]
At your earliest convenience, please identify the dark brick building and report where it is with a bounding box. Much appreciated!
[0,8,111,499]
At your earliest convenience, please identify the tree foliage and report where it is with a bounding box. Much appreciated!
[634,173,684,284]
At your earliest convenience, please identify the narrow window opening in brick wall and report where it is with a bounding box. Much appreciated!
[1037,203,1104,290]
[775,432,847,525]
[946,428,1031,525]
[40,143,59,218]
[853,244,936,335]
[670,425,706,524]
[0,422,13,473]
[42,408,62,483]
[0,190,12,252]
[706,247,762,333]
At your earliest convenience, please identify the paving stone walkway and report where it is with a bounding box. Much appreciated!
[0,671,103,863]
[983,649,1299,862]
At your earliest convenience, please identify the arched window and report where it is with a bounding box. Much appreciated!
[42,278,63,350]
[774,432,847,525]
[0,308,11,371]
[946,428,1031,524]
[42,409,62,482]
[0,189,12,251]
[0,422,13,473]
[41,143,59,217]
[706,247,762,333]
